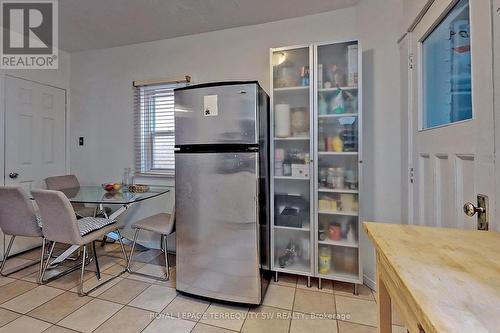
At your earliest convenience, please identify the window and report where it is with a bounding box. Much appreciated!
[134,82,184,175]
[421,0,472,129]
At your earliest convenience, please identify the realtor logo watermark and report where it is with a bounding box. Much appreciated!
[0,0,58,69]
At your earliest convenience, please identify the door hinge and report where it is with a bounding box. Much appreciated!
[409,167,414,184]
[408,54,414,70]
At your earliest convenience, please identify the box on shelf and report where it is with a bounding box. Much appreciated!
[275,194,309,228]
[318,64,323,89]
[347,44,358,87]
[291,164,309,178]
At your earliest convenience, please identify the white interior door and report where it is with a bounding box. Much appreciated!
[4,76,66,190]
[410,0,495,230]
[2,76,66,257]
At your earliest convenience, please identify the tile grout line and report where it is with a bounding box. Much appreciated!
[287,285,298,333]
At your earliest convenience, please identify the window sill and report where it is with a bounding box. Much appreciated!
[135,172,174,178]
[134,174,175,187]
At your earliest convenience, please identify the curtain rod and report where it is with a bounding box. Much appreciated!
[133,75,191,87]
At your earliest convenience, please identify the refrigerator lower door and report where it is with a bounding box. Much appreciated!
[175,152,261,304]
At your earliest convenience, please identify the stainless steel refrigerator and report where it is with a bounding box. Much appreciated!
[174,81,270,304]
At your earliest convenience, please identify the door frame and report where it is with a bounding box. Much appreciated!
[399,32,415,225]
[494,0,500,232]
[0,74,69,187]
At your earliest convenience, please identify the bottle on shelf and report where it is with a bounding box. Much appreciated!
[319,246,331,274]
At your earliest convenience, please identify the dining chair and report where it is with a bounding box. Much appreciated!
[0,187,45,283]
[31,189,128,296]
[126,207,175,281]
[45,175,98,218]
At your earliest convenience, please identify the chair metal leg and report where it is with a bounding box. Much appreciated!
[127,229,169,281]
[78,245,87,296]
[115,230,128,263]
[0,236,15,276]
[163,234,170,280]
[92,241,101,280]
[40,242,56,283]
[126,229,140,272]
[0,235,42,277]
[38,238,46,284]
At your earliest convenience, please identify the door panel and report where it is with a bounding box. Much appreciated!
[175,151,261,303]
[3,76,66,256]
[174,84,258,145]
[409,0,495,230]
[5,76,66,190]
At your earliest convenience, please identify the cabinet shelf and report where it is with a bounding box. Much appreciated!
[274,86,309,92]
[274,136,310,141]
[318,86,357,92]
[318,113,358,118]
[318,188,358,194]
[318,239,359,248]
[274,261,311,275]
[316,271,360,284]
[318,152,358,156]
[274,219,310,232]
[318,210,358,217]
[274,176,310,181]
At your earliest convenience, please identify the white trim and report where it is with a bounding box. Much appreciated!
[363,273,376,291]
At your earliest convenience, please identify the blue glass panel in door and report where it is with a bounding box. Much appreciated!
[422,0,471,129]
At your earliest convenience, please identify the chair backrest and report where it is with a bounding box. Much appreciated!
[0,187,42,237]
[45,175,85,209]
[31,189,82,244]
[45,175,80,191]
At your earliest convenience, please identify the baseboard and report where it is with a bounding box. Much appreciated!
[363,274,376,290]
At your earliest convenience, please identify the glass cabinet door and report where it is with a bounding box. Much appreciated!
[315,41,361,281]
[271,46,313,275]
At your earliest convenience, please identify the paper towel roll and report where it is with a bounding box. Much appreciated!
[275,104,291,138]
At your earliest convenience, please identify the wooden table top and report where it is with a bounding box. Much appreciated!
[364,222,500,333]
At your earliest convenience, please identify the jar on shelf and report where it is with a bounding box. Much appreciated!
[334,168,345,189]
[319,168,328,187]
[328,223,342,241]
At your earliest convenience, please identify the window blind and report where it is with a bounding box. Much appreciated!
[133,81,186,175]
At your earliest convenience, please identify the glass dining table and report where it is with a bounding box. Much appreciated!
[49,185,171,265]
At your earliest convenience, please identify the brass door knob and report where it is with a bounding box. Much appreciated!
[463,202,485,217]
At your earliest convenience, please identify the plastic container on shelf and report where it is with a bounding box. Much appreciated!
[275,104,291,138]
[319,247,331,274]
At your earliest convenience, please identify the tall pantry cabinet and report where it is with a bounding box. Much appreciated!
[270,41,362,290]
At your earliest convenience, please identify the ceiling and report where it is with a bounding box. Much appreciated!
[59,0,359,52]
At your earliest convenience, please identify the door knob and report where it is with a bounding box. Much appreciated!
[463,202,484,217]
[463,194,489,230]
[8,172,18,179]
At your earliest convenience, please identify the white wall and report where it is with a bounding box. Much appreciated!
[69,2,404,284]
[403,0,429,30]
[70,8,357,184]
[356,0,403,287]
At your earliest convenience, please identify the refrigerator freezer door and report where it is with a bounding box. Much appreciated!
[175,152,261,304]
[175,84,258,145]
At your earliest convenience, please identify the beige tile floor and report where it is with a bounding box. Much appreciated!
[0,243,407,333]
